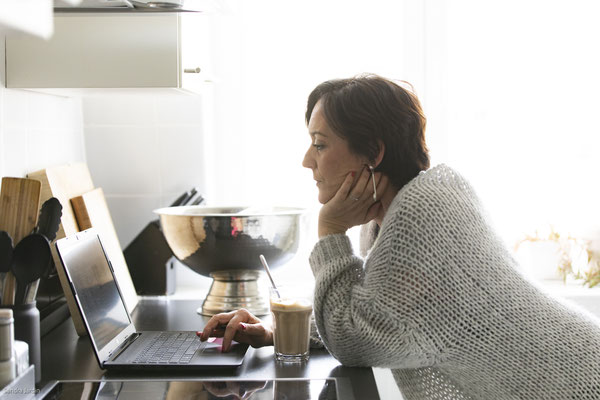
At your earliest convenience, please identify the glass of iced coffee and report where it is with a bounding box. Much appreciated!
[269,286,313,362]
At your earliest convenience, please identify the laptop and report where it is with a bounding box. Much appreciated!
[55,228,249,370]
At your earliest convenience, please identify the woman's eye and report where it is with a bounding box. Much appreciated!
[313,143,325,151]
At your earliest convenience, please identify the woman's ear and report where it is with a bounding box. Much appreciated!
[373,140,385,168]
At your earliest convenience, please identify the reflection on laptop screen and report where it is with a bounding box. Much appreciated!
[63,234,131,350]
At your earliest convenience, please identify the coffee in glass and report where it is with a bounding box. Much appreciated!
[269,286,312,362]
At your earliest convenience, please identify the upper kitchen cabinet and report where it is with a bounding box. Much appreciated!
[0,0,54,39]
[4,12,211,94]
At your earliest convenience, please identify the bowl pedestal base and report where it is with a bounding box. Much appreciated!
[198,269,270,316]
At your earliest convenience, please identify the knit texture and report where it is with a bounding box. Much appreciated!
[309,164,600,400]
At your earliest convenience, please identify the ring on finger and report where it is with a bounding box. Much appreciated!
[351,196,360,201]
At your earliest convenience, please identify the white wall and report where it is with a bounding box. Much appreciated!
[0,37,85,184]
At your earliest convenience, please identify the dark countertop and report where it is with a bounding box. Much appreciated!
[39,298,380,399]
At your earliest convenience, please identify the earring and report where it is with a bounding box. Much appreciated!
[369,165,377,202]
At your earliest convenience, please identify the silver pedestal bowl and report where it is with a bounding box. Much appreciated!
[154,206,303,316]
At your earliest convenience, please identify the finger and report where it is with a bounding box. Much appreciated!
[204,326,226,338]
[348,166,372,201]
[221,315,247,352]
[220,308,258,351]
[334,171,356,202]
[238,322,264,337]
[239,308,262,324]
[202,308,263,344]
[198,317,226,341]
[236,322,271,348]
[198,311,235,341]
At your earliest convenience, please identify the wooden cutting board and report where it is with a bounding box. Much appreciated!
[28,163,94,239]
[27,163,95,336]
[0,177,41,305]
[71,187,139,313]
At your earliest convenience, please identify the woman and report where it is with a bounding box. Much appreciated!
[199,74,600,399]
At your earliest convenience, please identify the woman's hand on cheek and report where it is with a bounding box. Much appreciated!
[318,167,388,238]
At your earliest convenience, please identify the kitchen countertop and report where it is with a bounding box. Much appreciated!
[38,297,380,399]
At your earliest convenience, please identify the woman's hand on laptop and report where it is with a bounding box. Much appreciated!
[197,308,273,352]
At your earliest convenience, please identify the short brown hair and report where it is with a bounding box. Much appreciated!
[305,74,430,190]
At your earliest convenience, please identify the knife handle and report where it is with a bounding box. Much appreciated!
[170,191,189,207]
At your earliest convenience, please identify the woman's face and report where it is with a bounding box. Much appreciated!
[302,100,366,204]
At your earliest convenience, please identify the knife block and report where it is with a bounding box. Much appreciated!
[124,221,176,295]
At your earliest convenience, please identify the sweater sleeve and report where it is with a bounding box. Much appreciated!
[309,232,438,369]
[309,313,325,348]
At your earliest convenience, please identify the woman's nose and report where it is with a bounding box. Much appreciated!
[302,147,314,169]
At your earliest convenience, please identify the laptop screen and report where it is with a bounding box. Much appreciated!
[59,232,131,350]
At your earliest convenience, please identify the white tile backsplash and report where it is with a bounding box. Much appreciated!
[26,128,52,171]
[82,91,207,250]
[26,128,86,174]
[82,92,157,126]
[84,125,161,194]
[1,126,29,178]
[1,104,86,177]
[104,195,164,249]
[156,125,205,194]
[154,92,204,125]
[27,92,73,130]
[2,89,30,128]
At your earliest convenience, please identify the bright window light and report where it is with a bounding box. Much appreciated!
[203,0,600,251]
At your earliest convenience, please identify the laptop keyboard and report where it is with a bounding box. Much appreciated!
[133,332,206,364]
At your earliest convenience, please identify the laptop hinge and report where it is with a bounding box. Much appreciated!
[106,332,141,363]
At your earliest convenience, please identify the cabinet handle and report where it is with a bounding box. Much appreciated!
[184,67,201,74]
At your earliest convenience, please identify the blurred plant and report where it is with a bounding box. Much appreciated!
[515,227,600,288]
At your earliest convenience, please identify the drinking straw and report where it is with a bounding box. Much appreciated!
[259,254,280,298]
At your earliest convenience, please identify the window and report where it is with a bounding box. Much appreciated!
[204,0,600,261]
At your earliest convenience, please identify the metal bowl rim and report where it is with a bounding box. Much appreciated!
[154,205,306,217]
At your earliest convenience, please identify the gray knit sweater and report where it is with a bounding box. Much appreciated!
[308,164,600,399]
